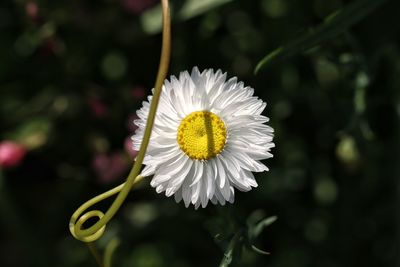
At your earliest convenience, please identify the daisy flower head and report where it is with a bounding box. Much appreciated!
[132,67,274,209]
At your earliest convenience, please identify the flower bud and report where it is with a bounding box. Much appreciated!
[0,141,27,169]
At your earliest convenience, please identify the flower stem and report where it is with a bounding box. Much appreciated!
[87,242,104,267]
[104,238,121,267]
[219,230,243,267]
[69,0,171,243]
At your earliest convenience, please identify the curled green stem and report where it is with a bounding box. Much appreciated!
[69,0,171,243]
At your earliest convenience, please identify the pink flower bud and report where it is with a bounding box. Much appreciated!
[126,114,139,133]
[124,136,138,159]
[121,0,156,15]
[0,141,27,169]
[26,1,39,21]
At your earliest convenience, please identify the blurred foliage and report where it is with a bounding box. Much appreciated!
[254,0,390,73]
[1,0,400,267]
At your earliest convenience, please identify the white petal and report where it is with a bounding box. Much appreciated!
[174,187,183,203]
[165,158,193,196]
[228,186,235,203]
[214,157,226,188]
[227,148,269,173]
[243,169,258,188]
[141,164,156,177]
[220,153,251,191]
[182,175,192,208]
[214,186,227,205]
[200,176,208,208]
[190,161,204,187]
[205,162,215,198]
[218,173,231,201]
[191,179,201,204]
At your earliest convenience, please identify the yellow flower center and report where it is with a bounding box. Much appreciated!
[177,111,227,160]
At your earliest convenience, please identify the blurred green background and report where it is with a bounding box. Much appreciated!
[1,0,399,266]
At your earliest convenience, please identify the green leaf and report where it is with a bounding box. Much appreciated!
[251,245,270,255]
[179,0,232,21]
[141,0,232,34]
[254,0,391,74]
[9,117,51,150]
[250,216,277,240]
[140,5,163,35]
[246,209,267,227]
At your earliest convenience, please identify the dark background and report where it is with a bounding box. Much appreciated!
[0,0,399,266]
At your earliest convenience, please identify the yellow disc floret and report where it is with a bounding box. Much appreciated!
[177,111,227,160]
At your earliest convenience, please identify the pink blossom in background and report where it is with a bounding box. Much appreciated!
[121,0,156,15]
[25,1,39,21]
[92,152,129,184]
[131,86,146,100]
[126,114,139,133]
[124,136,138,159]
[88,98,108,118]
[0,141,27,169]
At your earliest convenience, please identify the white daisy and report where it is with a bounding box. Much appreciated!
[132,67,274,209]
